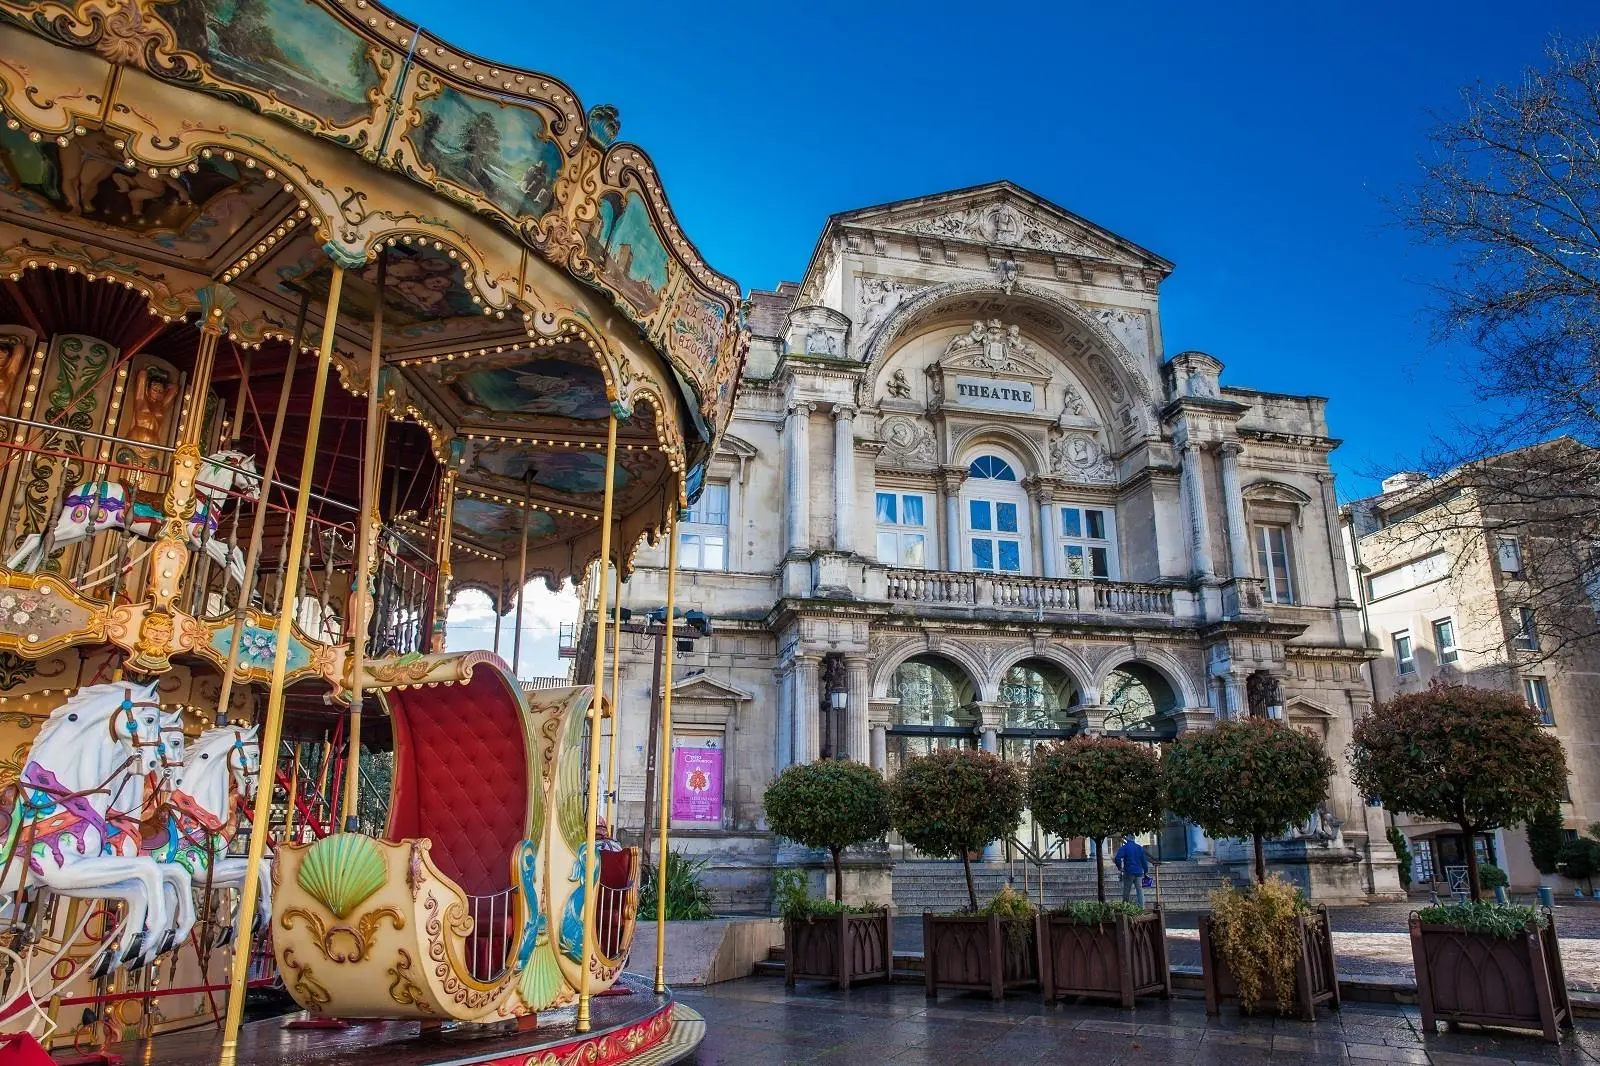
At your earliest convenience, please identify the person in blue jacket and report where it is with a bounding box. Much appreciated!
[1113,834,1150,907]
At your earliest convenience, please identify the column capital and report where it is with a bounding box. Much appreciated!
[832,402,858,421]
[1179,439,1205,457]
[786,399,816,418]
[937,465,969,493]
[1218,440,1244,459]
[1024,475,1064,504]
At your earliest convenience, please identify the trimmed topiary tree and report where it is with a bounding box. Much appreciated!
[1166,718,1334,885]
[764,760,892,903]
[1350,684,1568,902]
[1526,807,1566,878]
[890,748,1024,911]
[1029,735,1165,901]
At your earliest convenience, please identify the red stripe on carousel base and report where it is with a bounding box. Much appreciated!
[471,1002,674,1066]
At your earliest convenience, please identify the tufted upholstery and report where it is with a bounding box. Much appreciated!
[384,670,528,899]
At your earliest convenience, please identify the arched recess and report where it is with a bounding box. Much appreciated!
[1091,647,1202,713]
[997,657,1081,730]
[951,428,1047,479]
[860,279,1154,411]
[883,653,981,780]
[870,635,990,702]
[991,643,1095,703]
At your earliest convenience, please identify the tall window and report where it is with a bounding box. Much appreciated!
[1059,505,1116,579]
[876,491,929,568]
[1523,677,1555,725]
[1254,524,1294,604]
[965,455,1025,573]
[679,483,728,571]
[1497,535,1524,577]
[1393,631,1415,675]
[1513,606,1540,651]
[1432,618,1459,665]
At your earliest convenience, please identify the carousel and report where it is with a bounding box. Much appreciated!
[0,0,741,1061]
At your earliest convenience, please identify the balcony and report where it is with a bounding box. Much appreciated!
[882,567,1190,621]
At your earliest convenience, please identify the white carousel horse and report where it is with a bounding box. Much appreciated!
[142,724,269,948]
[0,682,174,974]
[5,448,261,585]
[108,720,196,961]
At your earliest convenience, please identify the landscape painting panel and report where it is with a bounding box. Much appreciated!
[408,87,564,220]
[586,190,669,315]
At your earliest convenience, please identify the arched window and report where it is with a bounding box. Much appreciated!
[886,656,977,778]
[998,661,1080,730]
[1101,663,1179,735]
[962,453,1028,573]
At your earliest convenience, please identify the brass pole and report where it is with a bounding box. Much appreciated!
[653,505,680,994]
[214,291,309,723]
[604,538,623,827]
[512,469,532,675]
[576,411,617,1033]
[283,743,300,845]
[344,253,384,830]
[219,264,346,1057]
[493,558,505,656]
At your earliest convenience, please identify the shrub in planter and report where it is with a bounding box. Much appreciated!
[890,747,1025,911]
[764,759,891,903]
[1166,717,1334,884]
[1198,875,1339,1020]
[1038,899,1171,1007]
[922,886,1038,1001]
[1350,684,1567,902]
[1028,736,1164,902]
[772,870,893,989]
[638,848,714,921]
[1411,902,1572,1041]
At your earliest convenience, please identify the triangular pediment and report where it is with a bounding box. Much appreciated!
[672,672,754,702]
[831,182,1172,271]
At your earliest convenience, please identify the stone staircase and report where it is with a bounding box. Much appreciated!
[891,859,1246,913]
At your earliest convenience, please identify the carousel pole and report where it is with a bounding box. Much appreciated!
[576,411,618,1034]
[428,470,456,652]
[220,260,348,1059]
[512,468,532,676]
[344,252,385,831]
[214,291,309,724]
[653,504,680,995]
[604,533,623,826]
[493,558,505,655]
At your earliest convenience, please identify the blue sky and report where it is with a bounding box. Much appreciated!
[419,1,1600,669]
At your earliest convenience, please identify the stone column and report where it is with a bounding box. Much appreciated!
[1218,442,1252,580]
[976,705,1002,861]
[833,404,856,554]
[785,402,814,556]
[794,654,822,765]
[1180,441,1216,580]
[774,662,794,769]
[938,466,968,571]
[844,654,870,763]
[870,725,887,775]
[1027,477,1059,578]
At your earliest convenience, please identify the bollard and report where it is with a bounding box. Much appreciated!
[1538,886,1555,909]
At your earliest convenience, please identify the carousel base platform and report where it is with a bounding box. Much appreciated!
[94,975,705,1066]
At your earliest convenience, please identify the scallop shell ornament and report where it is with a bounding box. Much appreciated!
[297,833,387,918]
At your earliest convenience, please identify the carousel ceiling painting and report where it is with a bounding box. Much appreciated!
[442,352,613,420]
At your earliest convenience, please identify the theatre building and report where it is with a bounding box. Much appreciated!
[586,182,1403,908]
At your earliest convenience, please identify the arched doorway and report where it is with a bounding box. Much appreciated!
[960,453,1029,574]
[998,658,1081,858]
[1101,661,1186,858]
[885,654,979,776]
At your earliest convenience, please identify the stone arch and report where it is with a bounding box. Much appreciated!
[1090,647,1202,710]
[951,427,1047,479]
[870,636,986,702]
[991,643,1094,703]
[861,279,1153,408]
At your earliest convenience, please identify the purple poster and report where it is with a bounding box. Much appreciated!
[671,746,722,823]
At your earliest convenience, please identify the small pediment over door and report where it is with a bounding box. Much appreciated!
[671,671,753,727]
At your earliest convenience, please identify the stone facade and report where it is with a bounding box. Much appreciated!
[1344,454,1600,895]
[587,182,1401,909]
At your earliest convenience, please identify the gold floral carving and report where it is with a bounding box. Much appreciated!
[523,1008,672,1066]
[281,947,332,1013]
[386,948,434,1014]
[281,905,405,965]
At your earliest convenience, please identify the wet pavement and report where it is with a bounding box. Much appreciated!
[679,976,1600,1065]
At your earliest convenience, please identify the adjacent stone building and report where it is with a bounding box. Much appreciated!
[590,182,1400,909]
[1343,443,1600,895]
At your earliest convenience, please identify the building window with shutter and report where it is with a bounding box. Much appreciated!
[1523,677,1554,726]
[679,483,729,571]
[1513,606,1540,651]
[1393,631,1415,676]
[1432,618,1459,665]
[1497,535,1524,577]
[1253,524,1295,604]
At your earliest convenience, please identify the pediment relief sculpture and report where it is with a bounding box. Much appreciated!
[1049,430,1115,483]
[897,202,1107,259]
[879,414,938,465]
[941,319,1051,379]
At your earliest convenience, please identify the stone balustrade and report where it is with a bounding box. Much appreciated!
[883,568,1187,619]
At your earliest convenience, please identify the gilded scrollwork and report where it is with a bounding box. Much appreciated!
[281,905,405,964]
[386,948,433,1014]
[280,946,332,1013]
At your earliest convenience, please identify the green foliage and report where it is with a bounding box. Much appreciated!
[890,748,1025,910]
[1028,736,1165,842]
[638,849,714,921]
[1526,808,1566,876]
[1350,685,1569,835]
[1416,901,1547,938]
[1387,827,1413,889]
[1165,719,1334,876]
[1557,836,1600,890]
[1477,864,1509,890]
[764,760,891,903]
[1051,900,1144,924]
[771,868,877,919]
[978,885,1037,920]
[1208,875,1311,1015]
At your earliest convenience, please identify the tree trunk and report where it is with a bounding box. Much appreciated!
[831,846,844,904]
[961,851,978,912]
[1094,838,1106,902]
[1253,831,1266,885]
[1462,824,1482,903]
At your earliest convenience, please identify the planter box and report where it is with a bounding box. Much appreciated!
[783,910,893,989]
[1199,905,1340,1021]
[1410,911,1573,1043]
[1038,906,1172,1008]
[922,913,1037,1001]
